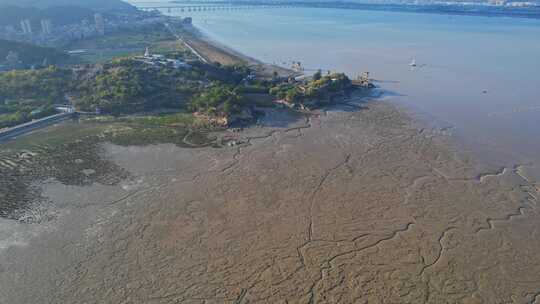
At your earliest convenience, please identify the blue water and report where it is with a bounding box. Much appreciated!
[144,4,540,165]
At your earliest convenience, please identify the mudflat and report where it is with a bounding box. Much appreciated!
[1,97,539,303]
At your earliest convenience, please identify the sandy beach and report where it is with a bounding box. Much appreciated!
[1,32,540,303]
[176,25,295,78]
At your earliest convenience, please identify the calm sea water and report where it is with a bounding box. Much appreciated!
[141,3,540,166]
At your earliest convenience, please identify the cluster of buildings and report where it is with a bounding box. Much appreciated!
[135,47,192,69]
[0,13,109,47]
[0,7,193,49]
[16,19,53,35]
[0,51,20,71]
[0,12,172,47]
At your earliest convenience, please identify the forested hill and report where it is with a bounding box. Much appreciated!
[0,39,69,66]
[0,0,137,12]
[0,0,138,27]
[0,6,97,27]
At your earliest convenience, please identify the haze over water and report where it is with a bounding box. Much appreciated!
[150,5,540,167]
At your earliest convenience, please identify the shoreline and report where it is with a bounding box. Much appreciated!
[173,23,297,78]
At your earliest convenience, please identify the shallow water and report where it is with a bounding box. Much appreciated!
[150,6,540,166]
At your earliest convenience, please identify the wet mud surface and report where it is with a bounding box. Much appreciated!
[1,98,539,303]
[0,121,216,220]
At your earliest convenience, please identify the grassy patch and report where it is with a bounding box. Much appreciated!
[82,112,211,128]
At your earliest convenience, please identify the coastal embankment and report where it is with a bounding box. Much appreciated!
[0,112,74,143]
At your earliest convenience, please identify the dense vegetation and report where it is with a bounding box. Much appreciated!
[74,59,251,116]
[0,39,69,67]
[0,66,71,128]
[270,72,352,107]
[0,47,356,130]
[189,84,244,115]
[0,66,71,102]
[74,58,200,114]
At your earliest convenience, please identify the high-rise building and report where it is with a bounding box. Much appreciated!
[20,20,26,34]
[24,19,32,34]
[94,13,105,35]
[20,19,32,34]
[6,51,19,66]
[41,19,52,35]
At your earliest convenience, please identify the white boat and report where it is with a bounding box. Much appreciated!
[409,59,417,67]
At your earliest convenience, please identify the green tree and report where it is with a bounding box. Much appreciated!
[313,69,322,81]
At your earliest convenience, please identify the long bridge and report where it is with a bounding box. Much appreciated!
[137,4,295,13]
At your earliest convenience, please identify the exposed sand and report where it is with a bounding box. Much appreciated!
[1,94,539,303]
[178,26,295,78]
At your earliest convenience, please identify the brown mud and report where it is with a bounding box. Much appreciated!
[1,93,539,303]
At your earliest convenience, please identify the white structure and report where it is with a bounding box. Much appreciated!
[20,19,32,35]
[20,20,27,34]
[143,47,164,60]
[137,48,191,70]
[168,59,191,69]
[6,51,19,65]
[41,19,52,35]
[4,25,15,34]
[94,13,105,35]
[54,105,75,113]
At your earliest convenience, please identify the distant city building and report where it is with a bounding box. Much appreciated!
[6,51,19,66]
[94,13,105,35]
[182,17,193,25]
[20,21,27,34]
[4,25,16,33]
[20,19,32,35]
[2,25,17,40]
[41,19,53,35]
[138,48,190,69]
[54,105,75,113]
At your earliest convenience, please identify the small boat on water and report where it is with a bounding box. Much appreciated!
[409,59,417,67]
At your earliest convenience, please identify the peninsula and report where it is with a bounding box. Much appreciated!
[0,15,371,140]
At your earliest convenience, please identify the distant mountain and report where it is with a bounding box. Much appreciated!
[0,0,137,12]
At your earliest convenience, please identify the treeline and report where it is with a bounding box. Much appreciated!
[269,71,352,106]
[0,54,356,130]
[74,58,252,115]
[0,6,96,27]
[0,39,69,66]
[0,65,71,103]
[189,84,244,116]
[0,66,71,128]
